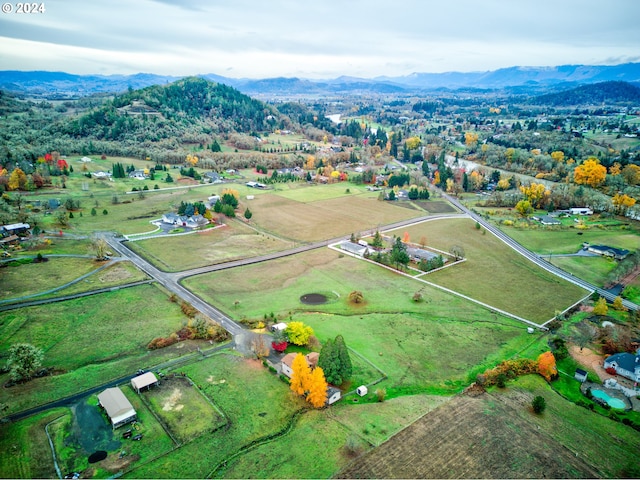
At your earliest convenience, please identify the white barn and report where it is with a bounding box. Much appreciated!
[97,387,137,429]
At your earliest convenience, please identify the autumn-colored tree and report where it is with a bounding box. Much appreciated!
[537,351,557,382]
[612,193,636,214]
[496,178,511,191]
[612,296,627,312]
[593,297,608,316]
[251,335,270,359]
[621,164,640,185]
[186,153,198,166]
[519,183,550,209]
[464,132,479,149]
[290,353,311,396]
[405,136,421,150]
[285,321,314,346]
[8,168,27,191]
[550,151,565,163]
[608,162,622,176]
[348,291,364,304]
[573,157,606,188]
[306,366,328,408]
[221,188,239,201]
[305,155,316,170]
[515,200,533,218]
[433,170,440,186]
[402,231,410,243]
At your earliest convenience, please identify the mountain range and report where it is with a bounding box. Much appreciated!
[1,63,640,98]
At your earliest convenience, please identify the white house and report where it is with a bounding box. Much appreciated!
[97,387,137,429]
[326,387,342,405]
[569,207,593,215]
[604,353,640,383]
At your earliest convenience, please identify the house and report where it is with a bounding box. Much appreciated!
[246,181,267,189]
[604,352,640,382]
[586,244,630,260]
[162,213,182,225]
[271,322,287,332]
[569,207,593,215]
[280,352,321,378]
[97,387,137,429]
[340,241,369,257]
[131,371,159,393]
[92,171,112,180]
[128,170,147,180]
[326,387,341,405]
[1,223,30,237]
[185,214,208,228]
[406,247,444,263]
[207,195,220,207]
[204,172,222,184]
[535,215,561,226]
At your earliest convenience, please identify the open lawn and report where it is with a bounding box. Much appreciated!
[0,408,65,479]
[0,257,100,300]
[548,255,618,287]
[270,181,369,202]
[337,375,640,479]
[246,192,423,242]
[127,221,293,271]
[184,248,537,395]
[143,375,226,444]
[390,217,589,322]
[0,284,198,414]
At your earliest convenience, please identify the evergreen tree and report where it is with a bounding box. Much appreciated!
[318,338,341,385]
[211,139,221,152]
[334,335,352,381]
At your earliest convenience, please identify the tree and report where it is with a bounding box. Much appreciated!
[390,236,410,269]
[593,297,608,316]
[334,335,353,382]
[612,296,627,312]
[573,157,606,188]
[532,395,546,414]
[449,245,465,261]
[251,334,270,359]
[244,207,253,220]
[348,290,364,304]
[285,321,314,346]
[371,230,383,248]
[537,351,557,382]
[91,236,109,260]
[520,183,550,209]
[318,335,353,386]
[290,353,311,396]
[306,366,328,408]
[7,343,44,382]
[8,168,28,191]
[464,131,479,149]
[515,200,533,218]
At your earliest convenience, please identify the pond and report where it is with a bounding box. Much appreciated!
[591,389,627,409]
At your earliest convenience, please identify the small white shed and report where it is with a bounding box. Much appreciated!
[271,322,287,332]
[356,385,368,396]
[527,327,535,334]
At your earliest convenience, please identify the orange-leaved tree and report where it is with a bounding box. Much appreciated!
[306,366,328,408]
[537,351,557,382]
[290,353,311,396]
[573,157,606,188]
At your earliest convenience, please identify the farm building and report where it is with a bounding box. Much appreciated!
[406,247,445,263]
[604,353,640,383]
[574,369,588,383]
[97,387,137,429]
[569,207,593,215]
[585,244,630,260]
[131,371,159,393]
[1,223,30,237]
[533,215,561,226]
[326,387,342,405]
[340,241,369,257]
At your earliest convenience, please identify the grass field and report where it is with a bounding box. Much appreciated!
[183,248,543,396]
[337,375,640,479]
[0,284,196,414]
[143,375,226,444]
[127,220,293,271]
[245,190,423,242]
[548,255,618,286]
[0,257,100,300]
[388,217,589,322]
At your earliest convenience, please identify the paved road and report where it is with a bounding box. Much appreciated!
[440,191,639,312]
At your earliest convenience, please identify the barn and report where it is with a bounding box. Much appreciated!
[131,371,159,393]
[97,387,137,429]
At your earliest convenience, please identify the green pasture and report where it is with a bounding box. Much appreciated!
[548,255,617,286]
[497,375,640,478]
[388,217,589,322]
[499,222,639,255]
[127,221,293,272]
[0,257,100,300]
[0,284,195,414]
[143,375,226,444]
[184,248,535,395]
[0,408,66,479]
[271,181,371,202]
[129,353,307,478]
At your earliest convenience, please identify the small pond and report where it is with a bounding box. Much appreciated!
[591,389,627,409]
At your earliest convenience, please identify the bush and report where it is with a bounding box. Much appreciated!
[375,388,386,402]
[532,395,546,414]
[496,373,507,388]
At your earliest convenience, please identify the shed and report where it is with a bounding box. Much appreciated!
[97,387,136,429]
[527,327,535,334]
[356,385,368,397]
[131,371,158,393]
[326,387,342,405]
[574,368,588,383]
[271,322,287,332]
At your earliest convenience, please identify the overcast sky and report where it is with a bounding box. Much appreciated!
[1,0,639,79]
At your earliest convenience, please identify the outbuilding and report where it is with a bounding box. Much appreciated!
[356,385,368,397]
[326,387,342,405]
[97,387,137,429]
[131,371,159,393]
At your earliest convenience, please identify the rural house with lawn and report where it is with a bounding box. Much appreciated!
[604,352,640,383]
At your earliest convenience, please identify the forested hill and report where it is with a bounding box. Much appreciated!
[531,81,640,106]
[61,77,281,141]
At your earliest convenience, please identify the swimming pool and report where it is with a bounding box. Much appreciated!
[591,389,627,409]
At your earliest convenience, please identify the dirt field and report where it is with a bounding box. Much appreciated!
[336,389,601,479]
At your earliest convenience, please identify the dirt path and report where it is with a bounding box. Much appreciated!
[568,346,612,382]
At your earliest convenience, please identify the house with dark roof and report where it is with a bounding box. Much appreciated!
[604,352,640,382]
[586,244,630,260]
[326,386,341,405]
[1,223,30,237]
[534,215,561,226]
[406,247,445,263]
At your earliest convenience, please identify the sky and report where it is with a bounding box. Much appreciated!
[1,0,639,79]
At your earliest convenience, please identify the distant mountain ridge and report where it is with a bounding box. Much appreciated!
[1,63,640,97]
